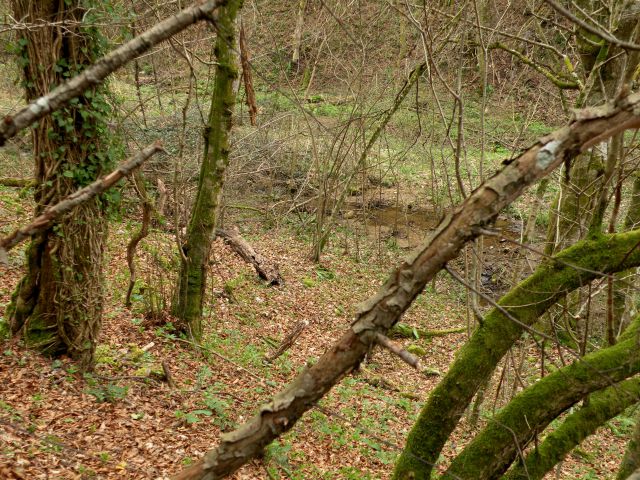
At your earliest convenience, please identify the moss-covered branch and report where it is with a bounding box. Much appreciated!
[393,229,640,480]
[443,314,640,479]
[505,377,640,480]
[618,408,640,480]
[489,42,580,89]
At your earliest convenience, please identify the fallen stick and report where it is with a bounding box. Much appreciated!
[173,92,640,480]
[215,227,282,285]
[0,141,164,261]
[390,323,466,339]
[264,320,309,363]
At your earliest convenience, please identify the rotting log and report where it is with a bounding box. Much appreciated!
[0,178,34,188]
[443,315,640,480]
[390,322,465,339]
[173,93,640,480]
[0,1,224,146]
[216,228,282,285]
[0,142,163,261]
[393,229,640,479]
[504,377,640,480]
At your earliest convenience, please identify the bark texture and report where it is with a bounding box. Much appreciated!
[173,92,640,480]
[444,315,640,480]
[173,0,243,339]
[393,229,640,479]
[505,377,640,480]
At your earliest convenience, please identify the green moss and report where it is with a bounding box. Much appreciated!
[94,344,118,366]
[406,344,426,357]
[445,316,640,479]
[393,230,640,480]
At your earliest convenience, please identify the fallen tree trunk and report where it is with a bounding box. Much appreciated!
[173,93,640,480]
[215,228,282,285]
[444,315,640,480]
[390,322,465,339]
[0,142,163,260]
[504,377,640,480]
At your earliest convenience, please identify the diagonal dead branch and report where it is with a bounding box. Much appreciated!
[0,0,224,146]
[172,93,640,480]
[0,141,164,261]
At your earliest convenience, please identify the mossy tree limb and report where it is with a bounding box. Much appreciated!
[393,229,640,480]
[504,376,640,480]
[173,0,243,339]
[618,407,640,480]
[443,314,640,479]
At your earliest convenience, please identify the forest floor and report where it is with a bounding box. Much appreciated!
[0,62,633,478]
[0,180,634,479]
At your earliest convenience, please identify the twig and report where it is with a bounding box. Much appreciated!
[543,0,640,51]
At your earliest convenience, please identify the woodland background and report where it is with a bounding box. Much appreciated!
[0,0,640,479]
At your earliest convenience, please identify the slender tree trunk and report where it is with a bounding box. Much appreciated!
[173,0,243,339]
[291,0,307,71]
[6,0,112,369]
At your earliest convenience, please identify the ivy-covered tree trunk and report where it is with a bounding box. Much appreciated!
[173,0,243,339]
[6,1,112,369]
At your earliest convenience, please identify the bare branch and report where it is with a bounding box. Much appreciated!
[0,141,164,260]
[376,333,421,370]
[543,0,640,51]
[172,92,640,480]
[0,0,224,146]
